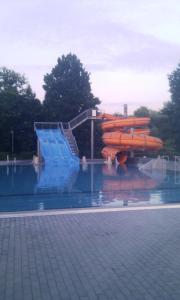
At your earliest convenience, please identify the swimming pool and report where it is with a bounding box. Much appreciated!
[0,163,180,212]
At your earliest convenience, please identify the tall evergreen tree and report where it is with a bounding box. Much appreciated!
[43,53,100,121]
[42,54,101,157]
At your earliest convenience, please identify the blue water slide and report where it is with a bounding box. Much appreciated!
[35,128,79,165]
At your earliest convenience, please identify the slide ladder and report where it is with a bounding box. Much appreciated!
[62,128,79,156]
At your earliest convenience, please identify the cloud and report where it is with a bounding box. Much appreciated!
[83,22,180,72]
[1,0,180,73]
[0,0,180,111]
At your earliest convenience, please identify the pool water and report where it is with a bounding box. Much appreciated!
[0,163,180,212]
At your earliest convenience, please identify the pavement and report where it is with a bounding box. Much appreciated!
[0,207,180,300]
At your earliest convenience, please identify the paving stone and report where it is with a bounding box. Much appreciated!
[1,209,180,299]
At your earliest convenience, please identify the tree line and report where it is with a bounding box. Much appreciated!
[0,53,180,159]
[134,63,180,157]
[0,54,101,159]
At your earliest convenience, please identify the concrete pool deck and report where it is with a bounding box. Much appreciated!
[1,206,180,299]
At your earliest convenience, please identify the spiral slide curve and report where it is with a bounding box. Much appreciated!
[100,114,163,164]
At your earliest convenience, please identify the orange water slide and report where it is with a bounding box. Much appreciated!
[99,113,163,164]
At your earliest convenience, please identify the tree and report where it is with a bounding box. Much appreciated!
[161,63,180,153]
[134,106,170,153]
[133,95,180,155]
[168,63,180,106]
[134,106,150,117]
[113,112,123,117]
[43,53,100,121]
[42,53,101,157]
[0,67,42,156]
[0,92,42,154]
[0,67,35,98]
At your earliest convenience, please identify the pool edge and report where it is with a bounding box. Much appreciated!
[1,203,180,218]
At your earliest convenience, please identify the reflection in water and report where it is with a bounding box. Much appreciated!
[0,165,37,195]
[101,164,163,206]
[0,163,180,212]
[36,162,79,194]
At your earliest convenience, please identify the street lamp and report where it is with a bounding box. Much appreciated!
[10,130,14,155]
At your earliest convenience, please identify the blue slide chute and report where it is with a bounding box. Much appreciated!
[35,129,79,165]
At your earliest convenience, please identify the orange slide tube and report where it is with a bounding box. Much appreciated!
[100,114,163,164]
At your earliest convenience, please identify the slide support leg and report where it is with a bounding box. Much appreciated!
[91,119,94,160]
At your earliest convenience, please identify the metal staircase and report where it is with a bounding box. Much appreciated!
[69,109,97,129]
[60,109,97,155]
[62,128,79,156]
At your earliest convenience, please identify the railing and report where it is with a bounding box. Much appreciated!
[175,156,180,171]
[60,122,70,130]
[70,132,79,155]
[69,109,95,129]
[160,155,169,176]
[34,122,70,132]
[34,122,60,130]
[138,156,167,173]
[138,158,155,170]
[34,109,98,131]
[62,127,79,155]
[175,156,180,184]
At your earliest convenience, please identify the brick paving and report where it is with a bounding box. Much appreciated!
[1,208,180,299]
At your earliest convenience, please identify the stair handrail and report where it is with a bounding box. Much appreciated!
[61,127,79,155]
[138,158,155,170]
[60,122,71,131]
[71,133,79,155]
[34,109,97,131]
[69,109,94,129]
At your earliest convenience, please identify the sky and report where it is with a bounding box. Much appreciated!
[0,0,180,114]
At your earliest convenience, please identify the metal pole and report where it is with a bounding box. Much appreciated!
[124,104,128,117]
[91,119,94,160]
[90,164,94,194]
[37,139,40,162]
[11,130,14,155]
